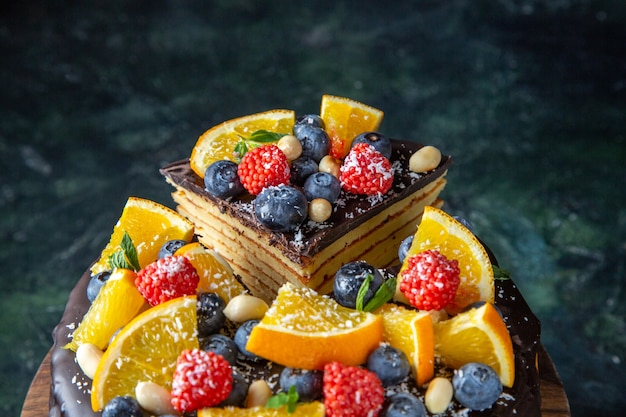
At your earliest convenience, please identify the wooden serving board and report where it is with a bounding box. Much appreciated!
[21,345,570,417]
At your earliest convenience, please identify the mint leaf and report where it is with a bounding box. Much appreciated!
[233,130,287,161]
[266,385,299,413]
[364,277,397,312]
[108,232,140,271]
[355,274,374,311]
[493,265,511,280]
[248,130,285,143]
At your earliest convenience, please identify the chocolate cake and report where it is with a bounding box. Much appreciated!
[49,260,541,416]
[162,140,451,302]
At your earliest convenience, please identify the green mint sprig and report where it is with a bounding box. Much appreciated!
[356,274,397,312]
[266,385,299,413]
[493,265,511,280]
[233,130,286,162]
[108,231,140,271]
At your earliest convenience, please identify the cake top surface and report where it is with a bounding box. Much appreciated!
[162,139,452,262]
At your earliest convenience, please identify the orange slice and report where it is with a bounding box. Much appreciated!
[434,302,515,387]
[63,268,146,352]
[91,296,199,411]
[198,402,325,417]
[320,94,384,158]
[397,206,494,314]
[246,283,383,370]
[174,242,246,303]
[90,197,194,275]
[190,109,296,177]
[376,303,435,386]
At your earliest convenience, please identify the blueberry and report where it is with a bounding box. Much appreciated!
[279,367,324,402]
[303,172,341,203]
[382,393,427,417]
[367,344,411,386]
[290,156,319,186]
[200,334,238,365]
[220,371,249,406]
[234,319,260,359]
[333,261,384,309]
[352,132,392,159]
[397,235,414,264]
[102,395,143,417]
[158,239,187,258]
[452,362,503,410]
[293,114,325,137]
[204,160,245,198]
[295,125,330,162]
[254,185,308,232]
[87,271,111,303]
[196,292,226,337]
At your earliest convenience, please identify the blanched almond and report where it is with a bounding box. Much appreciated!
[75,343,103,379]
[224,294,269,322]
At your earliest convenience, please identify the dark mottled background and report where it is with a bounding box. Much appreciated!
[2,1,625,416]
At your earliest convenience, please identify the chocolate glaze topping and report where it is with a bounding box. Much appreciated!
[160,140,452,265]
[50,265,541,416]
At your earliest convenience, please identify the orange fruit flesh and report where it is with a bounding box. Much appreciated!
[91,296,199,411]
[91,197,194,275]
[398,205,494,314]
[434,302,515,387]
[63,268,146,352]
[190,109,296,177]
[198,402,325,417]
[246,283,383,370]
[174,242,246,303]
[376,303,435,386]
[320,94,384,158]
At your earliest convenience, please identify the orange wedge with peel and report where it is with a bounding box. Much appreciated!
[396,206,494,314]
[320,94,384,158]
[90,197,194,275]
[91,296,199,411]
[174,242,246,303]
[434,302,515,387]
[63,268,146,352]
[376,303,435,386]
[246,283,383,370]
[198,402,325,417]
[190,109,296,177]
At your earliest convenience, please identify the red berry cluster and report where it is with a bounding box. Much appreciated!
[399,249,460,311]
[340,143,394,196]
[135,255,199,307]
[171,349,233,412]
[323,361,385,417]
[237,144,290,195]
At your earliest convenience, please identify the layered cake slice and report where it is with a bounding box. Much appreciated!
[162,96,451,301]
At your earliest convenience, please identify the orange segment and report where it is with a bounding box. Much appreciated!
[91,296,199,411]
[91,197,194,275]
[434,302,515,387]
[174,242,246,303]
[198,402,325,417]
[246,283,383,370]
[376,303,435,386]
[190,109,296,177]
[320,94,384,158]
[64,269,146,352]
[397,206,494,314]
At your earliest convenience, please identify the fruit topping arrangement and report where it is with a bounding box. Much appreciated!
[191,95,443,229]
[63,190,517,416]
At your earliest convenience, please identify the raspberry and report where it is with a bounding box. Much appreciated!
[171,349,233,413]
[135,255,199,306]
[323,361,384,417]
[340,143,394,196]
[399,249,460,311]
[237,144,290,195]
